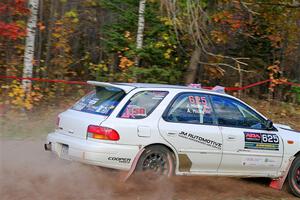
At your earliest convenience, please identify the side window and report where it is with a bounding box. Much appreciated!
[164,93,215,125]
[119,91,168,119]
[211,95,267,129]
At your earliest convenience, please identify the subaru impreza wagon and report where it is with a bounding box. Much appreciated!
[45,81,300,197]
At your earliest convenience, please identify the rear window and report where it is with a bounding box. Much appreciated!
[72,86,126,116]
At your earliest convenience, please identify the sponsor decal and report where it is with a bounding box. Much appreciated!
[108,157,131,164]
[242,157,279,167]
[121,105,147,119]
[178,131,222,150]
[73,102,86,110]
[244,132,279,151]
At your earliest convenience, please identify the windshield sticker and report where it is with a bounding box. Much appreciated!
[244,132,279,151]
[152,91,168,100]
[178,131,222,150]
[73,102,86,111]
[187,96,211,114]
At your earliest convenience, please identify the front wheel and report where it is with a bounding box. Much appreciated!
[287,156,300,197]
[135,145,175,177]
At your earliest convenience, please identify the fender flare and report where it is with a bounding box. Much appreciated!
[122,144,176,181]
[122,148,145,182]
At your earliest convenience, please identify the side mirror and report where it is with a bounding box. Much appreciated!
[266,120,274,130]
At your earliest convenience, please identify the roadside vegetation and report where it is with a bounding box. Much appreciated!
[1,97,299,140]
[1,0,300,112]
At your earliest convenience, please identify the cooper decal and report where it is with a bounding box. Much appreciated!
[179,131,222,150]
[244,132,279,151]
[108,157,131,164]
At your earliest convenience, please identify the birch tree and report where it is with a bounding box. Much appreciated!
[22,0,39,94]
[135,0,146,66]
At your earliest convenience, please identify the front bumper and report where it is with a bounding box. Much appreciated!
[46,132,140,170]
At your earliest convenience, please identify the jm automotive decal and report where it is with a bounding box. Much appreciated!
[179,131,222,150]
[244,132,279,151]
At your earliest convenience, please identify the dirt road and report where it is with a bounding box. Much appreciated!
[0,140,297,200]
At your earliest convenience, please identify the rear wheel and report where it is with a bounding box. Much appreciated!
[287,156,300,197]
[135,145,175,177]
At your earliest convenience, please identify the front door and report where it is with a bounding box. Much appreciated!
[159,92,222,173]
[210,95,283,176]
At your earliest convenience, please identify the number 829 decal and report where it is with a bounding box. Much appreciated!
[244,132,280,151]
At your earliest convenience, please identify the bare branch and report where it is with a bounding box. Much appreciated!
[246,1,300,8]
[198,61,254,73]
[239,0,260,15]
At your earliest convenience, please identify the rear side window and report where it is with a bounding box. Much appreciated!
[119,91,168,119]
[164,93,215,125]
[72,86,125,116]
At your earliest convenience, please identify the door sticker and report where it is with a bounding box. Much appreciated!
[179,131,222,150]
[244,132,279,151]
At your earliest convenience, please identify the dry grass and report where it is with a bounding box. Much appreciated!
[1,98,299,139]
[243,98,300,130]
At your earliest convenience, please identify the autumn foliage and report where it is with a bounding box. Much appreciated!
[0,0,300,111]
[0,0,28,40]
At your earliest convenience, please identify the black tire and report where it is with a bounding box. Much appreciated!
[287,156,300,198]
[135,145,175,177]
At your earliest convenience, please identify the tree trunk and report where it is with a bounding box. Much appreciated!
[185,47,201,84]
[135,0,146,66]
[22,0,39,94]
[36,0,43,76]
[44,0,57,78]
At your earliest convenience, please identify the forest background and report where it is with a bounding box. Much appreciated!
[1,0,300,111]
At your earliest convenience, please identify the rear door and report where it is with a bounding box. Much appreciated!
[158,92,222,173]
[210,95,283,176]
[100,90,169,145]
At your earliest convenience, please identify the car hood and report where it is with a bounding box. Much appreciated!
[274,123,300,134]
[274,123,300,155]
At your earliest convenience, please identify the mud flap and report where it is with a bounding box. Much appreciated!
[269,156,295,190]
[122,148,145,182]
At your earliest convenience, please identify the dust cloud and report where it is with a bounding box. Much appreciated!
[0,140,296,200]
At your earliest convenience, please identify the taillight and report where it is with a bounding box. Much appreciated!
[56,116,60,128]
[87,125,120,141]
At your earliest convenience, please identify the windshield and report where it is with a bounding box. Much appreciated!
[72,86,126,116]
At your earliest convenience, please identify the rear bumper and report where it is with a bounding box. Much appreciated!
[46,132,140,170]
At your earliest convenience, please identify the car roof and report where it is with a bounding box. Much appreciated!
[115,82,203,90]
[87,81,229,96]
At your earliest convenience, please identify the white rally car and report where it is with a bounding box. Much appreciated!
[45,81,300,197]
